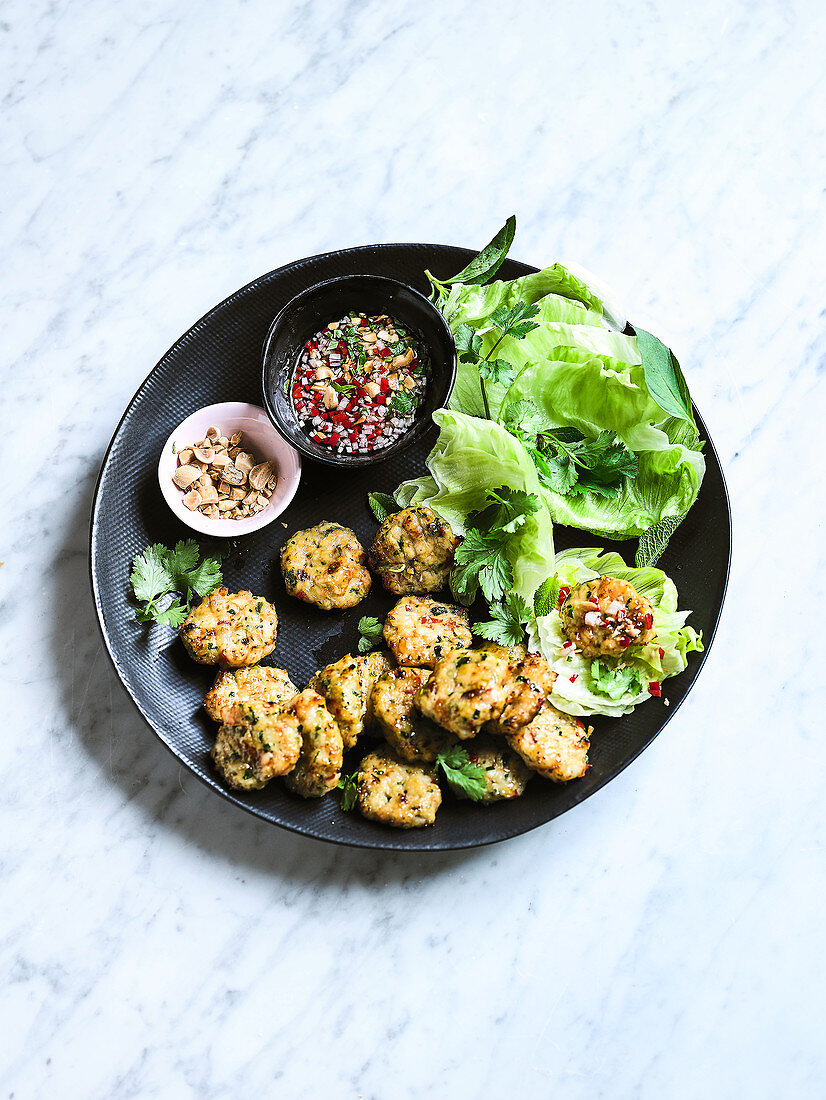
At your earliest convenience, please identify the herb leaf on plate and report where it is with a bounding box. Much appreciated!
[472,591,529,647]
[590,659,645,700]
[357,615,384,653]
[450,486,540,606]
[436,746,488,801]
[634,327,698,441]
[129,541,224,626]
[130,544,175,605]
[533,575,561,617]
[367,491,398,523]
[337,770,359,811]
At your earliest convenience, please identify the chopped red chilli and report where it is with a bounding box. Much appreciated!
[291,312,427,455]
[648,681,661,697]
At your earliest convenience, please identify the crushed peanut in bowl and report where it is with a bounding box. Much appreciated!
[172,426,278,520]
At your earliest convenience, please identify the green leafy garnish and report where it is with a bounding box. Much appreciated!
[590,660,645,700]
[357,615,384,653]
[436,746,488,801]
[472,591,529,647]
[452,529,513,605]
[388,389,416,415]
[427,215,516,290]
[455,300,540,418]
[533,576,561,617]
[337,770,359,811]
[635,513,685,569]
[331,380,355,395]
[450,487,540,606]
[129,540,223,626]
[368,491,398,523]
[502,400,638,500]
[634,327,698,440]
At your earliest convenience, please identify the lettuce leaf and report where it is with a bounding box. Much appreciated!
[396,410,554,605]
[527,547,703,717]
[499,354,705,538]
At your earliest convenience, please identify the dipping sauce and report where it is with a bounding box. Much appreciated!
[291,312,427,454]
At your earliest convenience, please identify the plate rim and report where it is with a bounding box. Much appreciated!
[89,243,732,851]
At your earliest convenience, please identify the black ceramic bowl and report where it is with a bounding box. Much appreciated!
[261,274,456,467]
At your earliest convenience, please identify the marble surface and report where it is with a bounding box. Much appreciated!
[2,1,824,1096]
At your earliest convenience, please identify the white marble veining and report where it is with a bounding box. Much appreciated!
[2,1,825,1096]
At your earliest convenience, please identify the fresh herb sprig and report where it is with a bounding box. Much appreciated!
[436,746,488,801]
[357,615,384,653]
[634,328,698,442]
[501,400,638,499]
[590,660,645,700]
[454,300,540,419]
[129,540,224,627]
[471,591,530,648]
[427,216,516,290]
[367,491,398,523]
[450,487,540,606]
[337,770,359,811]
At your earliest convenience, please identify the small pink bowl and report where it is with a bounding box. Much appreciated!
[158,402,301,538]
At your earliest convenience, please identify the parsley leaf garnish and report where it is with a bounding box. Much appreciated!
[472,591,529,647]
[436,745,488,801]
[452,529,512,605]
[357,615,384,653]
[501,399,639,500]
[130,544,174,605]
[129,541,223,627]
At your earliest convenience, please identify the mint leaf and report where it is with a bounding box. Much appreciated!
[533,576,561,617]
[636,514,685,568]
[368,491,397,523]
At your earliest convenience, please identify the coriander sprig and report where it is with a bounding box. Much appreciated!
[357,615,384,653]
[337,770,359,811]
[500,399,638,499]
[454,299,540,419]
[129,540,224,627]
[471,591,530,648]
[450,486,540,606]
[436,746,488,801]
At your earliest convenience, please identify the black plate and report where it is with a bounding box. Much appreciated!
[90,244,731,851]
